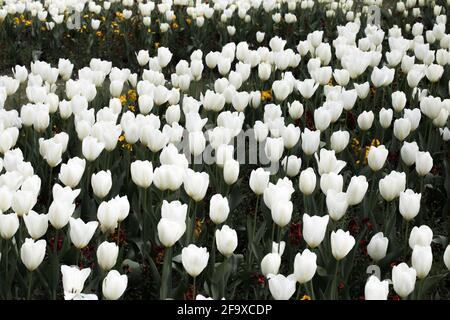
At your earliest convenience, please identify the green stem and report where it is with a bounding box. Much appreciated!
[27,271,33,300]
[160,246,173,300]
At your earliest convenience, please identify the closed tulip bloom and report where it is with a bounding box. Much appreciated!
[357,111,374,131]
[331,229,355,261]
[223,159,239,185]
[297,79,319,99]
[12,189,36,216]
[391,91,407,113]
[158,215,186,247]
[267,274,297,300]
[444,245,450,271]
[20,238,46,271]
[415,151,433,176]
[315,149,346,175]
[183,169,209,202]
[253,121,269,142]
[346,175,368,206]
[97,200,120,233]
[91,170,112,199]
[23,210,48,239]
[265,137,284,163]
[0,212,19,239]
[249,168,270,195]
[293,249,317,283]
[301,128,320,155]
[69,217,98,249]
[59,157,86,188]
[313,108,331,132]
[188,131,206,157]
[409,225,433,250]
[0,186,12,212]
[379,171,406,202]
[399,189,421,221]
[354,82,370,99]
[61,265,91,300]
[102,270,128,300]
[215,225,238,257]
[302,214,329,248]
[288,101,304,120]
[82,136,104,161]
[367,232,389,262]
[392,263,416,299]
[48,200,75,230]
[425,64,444,82]
[330,130,350,153]
[261,253,281,276]
[97,241,119,271]
[379,108,393,129]
[281,124,300,149]
[393,118,411,141]
[182,244,209,277]
[320,172,343,195]
[299,168,317,196]
[281,156,301,177]
[209,194,230,224]
[368,145,389,171]
[271,200,293,227]
[130,160,153,188]
[365,275,389,300]
[326,190,349,221]
[272,80,291,101]
[401,141,419,166]
[412,245,433,279]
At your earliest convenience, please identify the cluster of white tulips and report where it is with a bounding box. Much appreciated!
[0,0,449,301]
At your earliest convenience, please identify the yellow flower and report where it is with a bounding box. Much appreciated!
[186,18,192,25]
[118,135,125,142]
[261,89,272,101]
[115,12,125,21]
[96,31,104,38]
[154,42,160,49]
[371,138,381,146]
[300,295,311,300]
[119,95,127,105]
[121,143,133,151]
[194,217,204,238]
[128,105,136,112]
[328,78,334,86]
[171,22,179,30]
[127,89,137,102]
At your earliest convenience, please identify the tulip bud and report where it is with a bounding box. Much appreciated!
[20,238,46,271]
[444,245,450,271]
[330,130,350,153]
[399,189,421,221]
[368,145,388,171]
[326,190,348,221]
[379,108,393,129]
[367,232,389,262]
[412,245,432,279]
[82,136,104,162]
[271,201,293,227]
[331,229,355,260]
[130,160,153,188]
[215,225,238,257]
[393,118,411,141]
[365,275,389,300]
[223,159,239,185]
[293,249,317,283]
[249,168,270,195]
[401,141,419,166]
[392,263,416,298]
[281,155,301,177]
[409,225,433,249]
[302,214,329,248]
[91,170,112,199]
[261,253,281,276]
[97,241,119,271]
[267,274,297,300]
[48,200,75,230]
[209,194,230,225]
[184,169,209,202]
[299,168,317,196]
[59,157,86,188]
[415,151,433,176]
[182,244,209,277]
[0,212,19,239]
[69,217,98,249]
[23,210,48,239]
[357,111,374,131]
[391,91,407,112]
[102,270,128,300]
